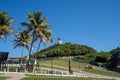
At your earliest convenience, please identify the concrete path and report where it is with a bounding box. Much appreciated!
[4,73,26,80]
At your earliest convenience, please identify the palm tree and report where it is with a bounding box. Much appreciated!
[21,11,52,61]
[0,12,14,40]
[37,26,52,52]
[13,31,31,67]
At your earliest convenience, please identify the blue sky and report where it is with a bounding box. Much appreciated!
[0,0,120,57]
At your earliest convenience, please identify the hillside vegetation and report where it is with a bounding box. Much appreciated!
[33,42,120,69]
[34,42,97,58]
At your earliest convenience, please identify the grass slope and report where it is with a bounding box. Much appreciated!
[0,76,9,80]
[39,59,120,78]
[21,75,114,80]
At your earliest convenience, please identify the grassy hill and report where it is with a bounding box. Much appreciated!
[34,42,97,59]
[32,43,120,77]
[38,58,120,78]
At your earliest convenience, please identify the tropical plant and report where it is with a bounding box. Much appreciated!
[13,31,31,66]
[21,11,52,60]
[0,12,14,40]
[110,47,120,69]
[36,24,52,52]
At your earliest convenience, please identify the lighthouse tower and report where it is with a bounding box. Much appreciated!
[57,37,62,44]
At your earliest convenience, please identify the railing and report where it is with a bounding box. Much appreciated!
[0,67,118,80]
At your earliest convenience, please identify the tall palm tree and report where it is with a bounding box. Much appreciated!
[13,31,31,67]
[21,11,52,61]
[0,12,14,40]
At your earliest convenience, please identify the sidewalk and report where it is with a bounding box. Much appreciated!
[5,73,26,80]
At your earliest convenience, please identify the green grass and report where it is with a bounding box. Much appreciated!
[39,59,120,78]
[21,75,114,80]
[85,69,120,78]
[0,76,9,80]
[39,59,86,71]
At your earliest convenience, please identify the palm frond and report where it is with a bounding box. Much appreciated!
[0,12,15,40]
[13,31,31,50]
[20,22,31,26]
[20,11,53,54]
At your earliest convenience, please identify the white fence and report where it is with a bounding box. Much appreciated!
[0,67,119,80]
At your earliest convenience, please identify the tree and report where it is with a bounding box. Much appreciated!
[0,12,14,40]
[13,31,31,67]
[110,47,120,69]
[21,11,52,63]
[34,42,97,58]
[37,29,52,52]
[95,52,111,63]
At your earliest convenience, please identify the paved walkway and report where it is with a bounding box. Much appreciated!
[4,73,26,80]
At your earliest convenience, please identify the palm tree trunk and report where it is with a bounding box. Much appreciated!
[29,40,34,61]
[21,47,24,67]
[43,42,46,48]
[29,34,36,60]
[27,37,34,72]
[37,41,41,52]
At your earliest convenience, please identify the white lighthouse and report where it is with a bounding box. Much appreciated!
[57,37,62,44]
